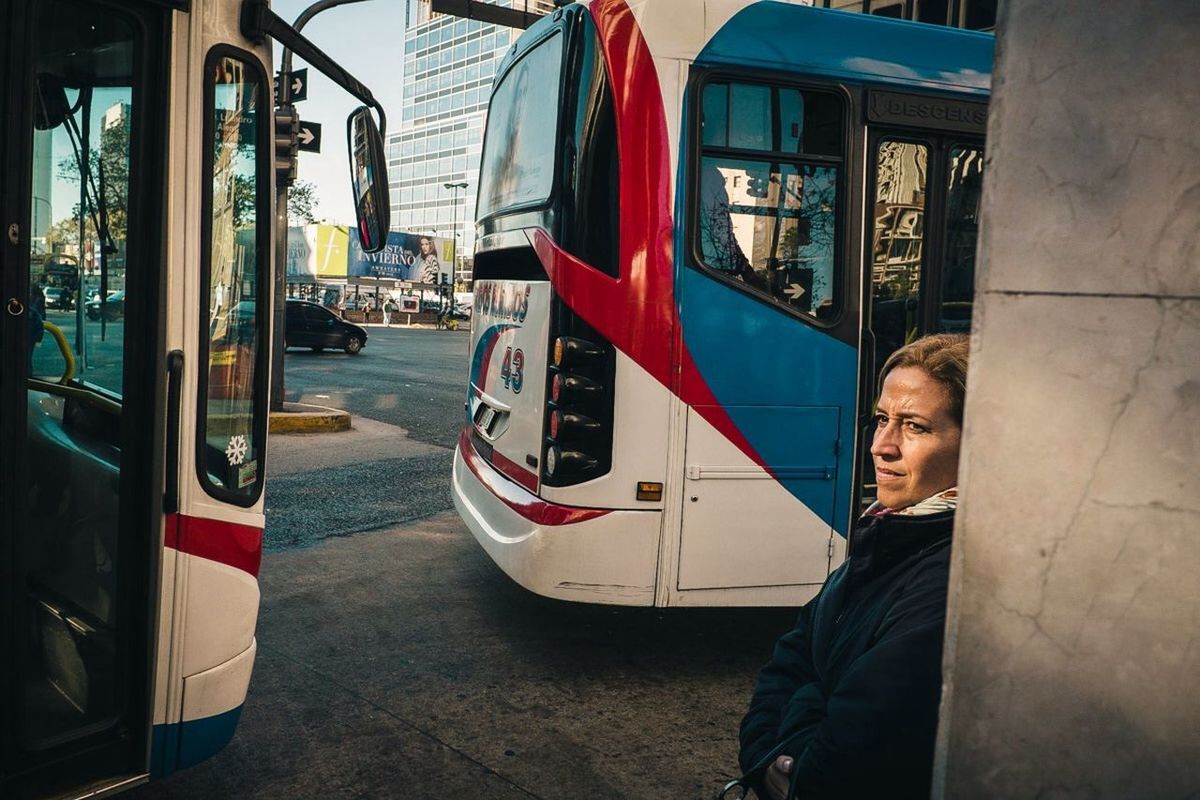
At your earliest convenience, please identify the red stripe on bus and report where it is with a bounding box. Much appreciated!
[165,513,263,578]
[489,447,540,493]
[459,428,610,526]
[530,1,777,482]
[527,0,675,388]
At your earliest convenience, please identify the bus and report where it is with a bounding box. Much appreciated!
[1,0,388,797]
[452,0,991,607]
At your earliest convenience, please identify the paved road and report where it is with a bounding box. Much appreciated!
[125,324,798,799]
[284,325,470,449]
[266,326,471,550]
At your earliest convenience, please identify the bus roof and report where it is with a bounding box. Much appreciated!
[693,2,993,96]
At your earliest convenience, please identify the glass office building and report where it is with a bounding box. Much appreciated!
[389,0,553,287]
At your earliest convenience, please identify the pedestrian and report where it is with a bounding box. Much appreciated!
[729,333,969,800]
[383,297,396,326]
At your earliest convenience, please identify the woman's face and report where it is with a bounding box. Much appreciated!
[420,239,433,255]
[870,366,962,510]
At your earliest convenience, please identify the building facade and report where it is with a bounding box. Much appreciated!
[389,0,554,287]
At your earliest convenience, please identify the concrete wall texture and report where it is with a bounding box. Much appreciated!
[934,1,1200,797]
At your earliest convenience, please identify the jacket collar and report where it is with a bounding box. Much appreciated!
[847,507,955,582]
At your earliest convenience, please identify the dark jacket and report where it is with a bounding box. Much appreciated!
[738,509,955,799]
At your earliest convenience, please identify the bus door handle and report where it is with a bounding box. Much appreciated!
[164,349,184,514]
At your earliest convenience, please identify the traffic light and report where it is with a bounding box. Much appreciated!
[274,105,299,186]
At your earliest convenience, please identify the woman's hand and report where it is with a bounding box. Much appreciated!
[763,755,793,800]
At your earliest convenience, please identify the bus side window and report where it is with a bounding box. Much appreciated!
[197,50,268,505]
[694,79,844,322]
[564,14,619,278]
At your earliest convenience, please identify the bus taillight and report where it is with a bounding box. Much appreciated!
[549,409,601,441]
[545,446,599,479]
[553,336,605,368]
[550,372,604,405]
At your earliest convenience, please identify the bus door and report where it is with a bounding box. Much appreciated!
[676,76,860,598]
[859,101,985,505]
[1,1,170,795]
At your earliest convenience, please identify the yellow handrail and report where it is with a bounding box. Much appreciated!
[42,320,76,384]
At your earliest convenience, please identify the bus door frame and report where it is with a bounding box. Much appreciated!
[0,0,173,795]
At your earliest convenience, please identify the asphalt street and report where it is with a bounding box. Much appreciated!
[126,324,798,800]
[264,326,472,549]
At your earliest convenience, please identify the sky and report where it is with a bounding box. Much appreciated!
[270,0,410,224]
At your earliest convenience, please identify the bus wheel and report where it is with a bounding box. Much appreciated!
[344,336,363,355]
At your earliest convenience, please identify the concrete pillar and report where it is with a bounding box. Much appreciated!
[934,1,1200,797]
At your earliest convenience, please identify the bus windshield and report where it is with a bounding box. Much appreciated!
[476,32,563,219]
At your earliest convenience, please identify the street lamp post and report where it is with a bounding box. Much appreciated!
[443,181,468,324]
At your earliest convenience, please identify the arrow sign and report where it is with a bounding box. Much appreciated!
[297,121,322,153]
[783,283,807,301]
[273,68,308,103]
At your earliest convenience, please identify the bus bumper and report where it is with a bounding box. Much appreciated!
[452,433,660,605]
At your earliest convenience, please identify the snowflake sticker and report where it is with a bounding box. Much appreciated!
[225,434,249,466]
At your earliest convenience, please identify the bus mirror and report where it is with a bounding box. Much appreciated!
[347,106,390,254]
[34,73,72,130]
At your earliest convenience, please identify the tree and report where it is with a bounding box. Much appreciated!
[56,122,130,245]
[288,179,319,225]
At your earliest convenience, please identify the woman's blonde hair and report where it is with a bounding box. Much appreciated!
[879,333,970,427]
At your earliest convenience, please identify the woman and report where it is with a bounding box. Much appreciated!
[735,333,969,800]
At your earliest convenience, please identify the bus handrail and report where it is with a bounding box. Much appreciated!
[41,320,76,384]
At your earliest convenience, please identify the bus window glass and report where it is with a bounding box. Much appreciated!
[871,140,928,365]
[29,60,134,395]
[729,83,771,150]
[564,14,619,277]
[21,0,138,750]
[200,54,264,501]
[476,33,563,218]
[695,80,844,321]
[701,83,728,147]
[938,145,984,332]
[699,159,837,318]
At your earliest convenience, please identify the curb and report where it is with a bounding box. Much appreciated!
[269,402,352,434]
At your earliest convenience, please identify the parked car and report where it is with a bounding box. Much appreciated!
[43,286,74,310]
[85,289,125,321]
[284,299,367,354]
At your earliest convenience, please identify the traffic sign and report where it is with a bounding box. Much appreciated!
[297,121,322,153]
[273,68,309,103]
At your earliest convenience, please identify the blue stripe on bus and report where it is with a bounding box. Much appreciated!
[150,706,243,779]
[675,266,858,535]
[696,3,993,94]
[468,323,518,406]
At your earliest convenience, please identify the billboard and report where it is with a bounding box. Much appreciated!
[347,230,454,284]
[286,225,351,278]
